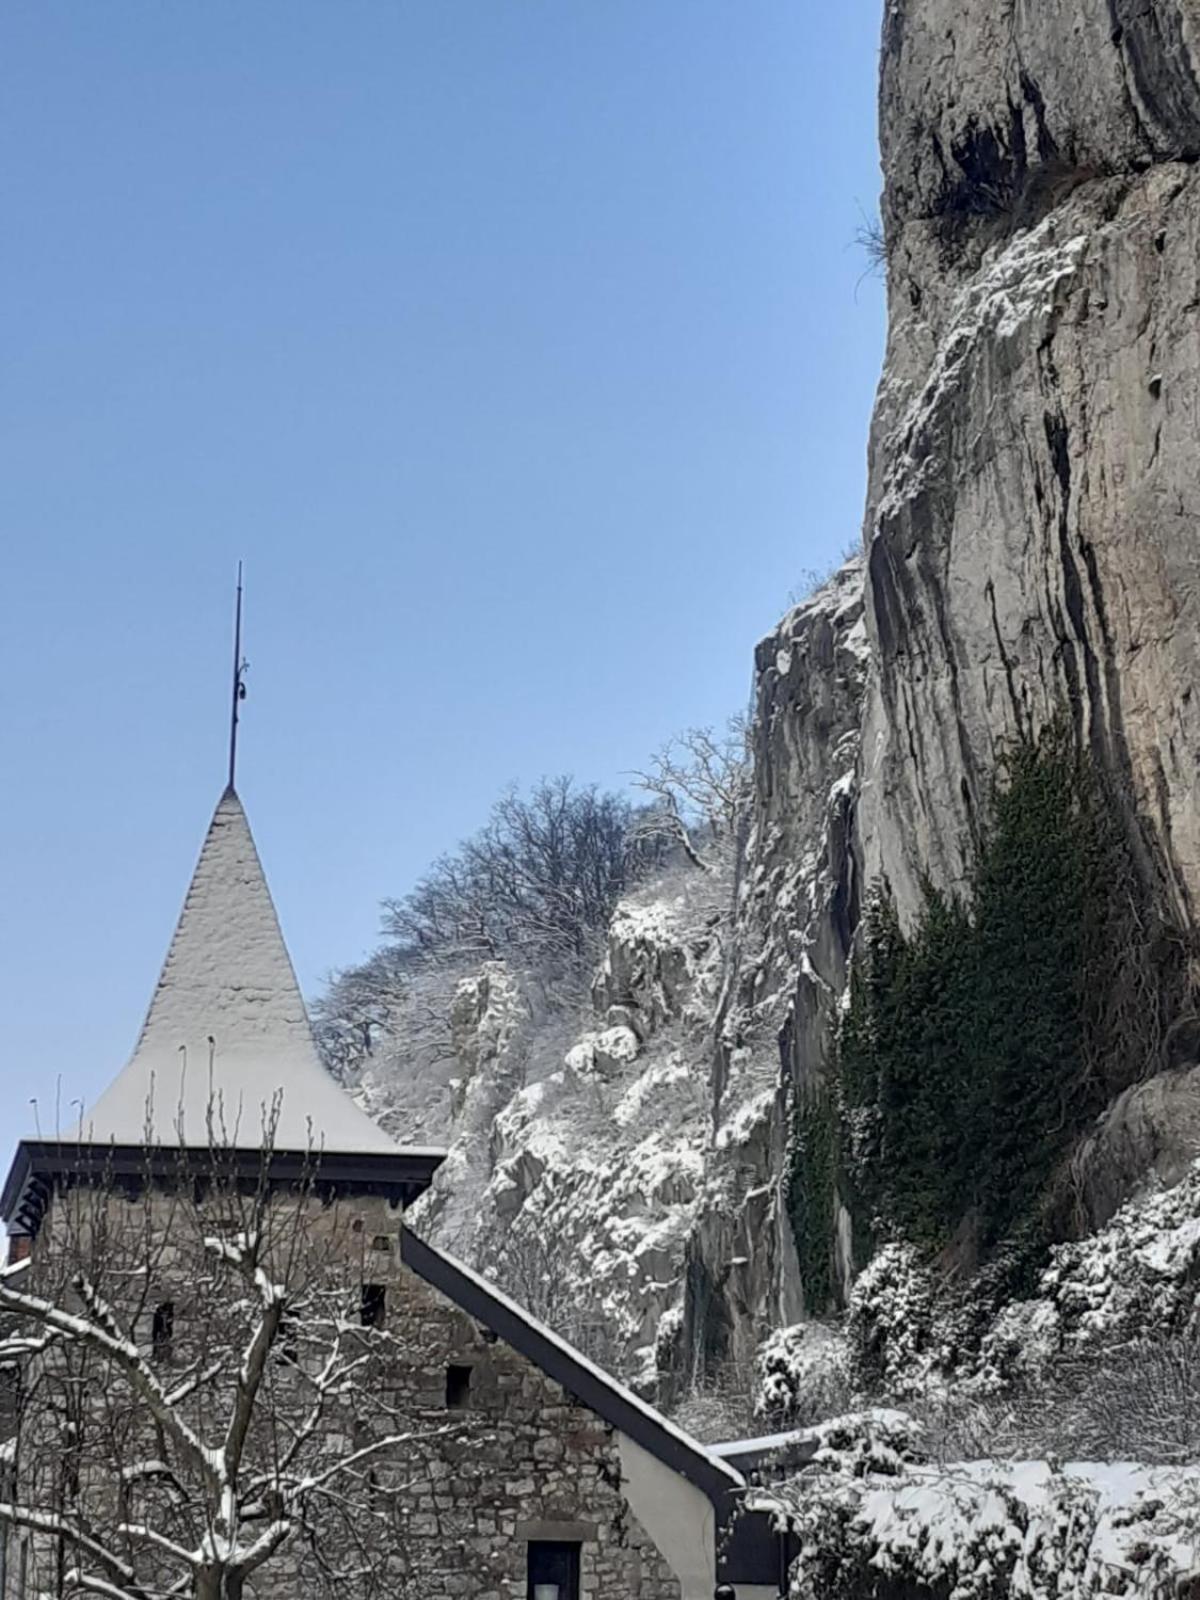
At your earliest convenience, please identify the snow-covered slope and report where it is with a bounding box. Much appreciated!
[417,877,723,1387]
[323,560,869,1404]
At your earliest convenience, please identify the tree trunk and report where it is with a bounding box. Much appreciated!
[194,1568,243,1600]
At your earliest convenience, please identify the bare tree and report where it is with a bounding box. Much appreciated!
[629,718,750,872]
[0,1125,458,1600]
[381,778,635,973]
[313,946,420,1081]
[314,951,463,1088]
[1053,1337,1200,1464]
[489,1229,622,1378]
[667,1369,757,1446]
[312,778,677,1118]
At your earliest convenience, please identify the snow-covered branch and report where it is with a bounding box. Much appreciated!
[0,1272,216,1492]
[63,1569,145,1600]
[285,1425,454,1501]
[0,1500,146,1599]
[1,1143,448,1600]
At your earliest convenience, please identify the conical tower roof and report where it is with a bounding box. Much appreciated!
[83,787,401,1155]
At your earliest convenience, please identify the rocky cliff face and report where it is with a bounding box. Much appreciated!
[670,561,868,1384]
[336,0,1200,1413]
[855,0,1200,1225]
[668,0,1200,1376]
[403,564,869,1406]
[863,0,1200,940]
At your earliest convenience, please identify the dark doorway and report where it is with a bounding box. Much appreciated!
[527,1541,580,1600]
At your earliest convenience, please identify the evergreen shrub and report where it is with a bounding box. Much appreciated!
[788,721,1182,1290]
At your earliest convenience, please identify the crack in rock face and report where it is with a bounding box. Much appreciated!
[863,0,1200,947]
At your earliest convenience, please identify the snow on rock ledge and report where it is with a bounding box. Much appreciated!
[416,876,724,1384]
[981,1159,1200,1384]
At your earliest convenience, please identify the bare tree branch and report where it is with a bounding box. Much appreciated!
[0,1129,463,1600]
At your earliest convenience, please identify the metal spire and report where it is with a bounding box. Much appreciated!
[228,562,248,791]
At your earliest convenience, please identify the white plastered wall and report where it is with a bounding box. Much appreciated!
[616,1432,716,1600]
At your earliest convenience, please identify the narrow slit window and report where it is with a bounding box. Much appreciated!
[0,1364,20,1425]
[361,1283,386,1329]
[446,1363,472,1409]
[151,1301,175,1364]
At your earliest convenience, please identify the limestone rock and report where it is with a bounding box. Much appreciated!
[333,0,1200,1401]
[1072,1064,1200,1226]
[861,0,1200,942]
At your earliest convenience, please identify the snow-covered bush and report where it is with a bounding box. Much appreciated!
[774,1420,1200,1600]
[802,1407,927,1478]
[847,1243,944,1396]
[843,1162,1200,1412]
[978,1161,1200,1387]
[769,1169,1200,1595]
[1040,1162,1200,1347]
[756,1323,855,1426]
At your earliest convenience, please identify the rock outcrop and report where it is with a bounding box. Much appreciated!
[671,0,1200,1367]
[669,561,869,1384]
[405,564,869,1402]
[417,875,724,1388]
[862,0,1200,944]
[329,0,1200,1408]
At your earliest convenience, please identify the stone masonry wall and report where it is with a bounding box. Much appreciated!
[8,1187,685,1600]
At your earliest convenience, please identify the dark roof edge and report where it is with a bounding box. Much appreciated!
[399,1225,743,1505]
[2,1140,447,1230]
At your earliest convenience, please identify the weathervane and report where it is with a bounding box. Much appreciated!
[228,561,249,790]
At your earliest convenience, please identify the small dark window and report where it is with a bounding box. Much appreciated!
[527,1541,580,1600]
[371,1234,392,1253]
[360,1283,386,1329]
[151,1302,174,1364]
[446,1364,472,1409]
[0,1364,20,1425]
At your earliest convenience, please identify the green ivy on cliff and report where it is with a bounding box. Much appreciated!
[788,720,1182,1282]
[786,1092,839,1314]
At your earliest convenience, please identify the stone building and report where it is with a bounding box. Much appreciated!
[0,787,784,1600]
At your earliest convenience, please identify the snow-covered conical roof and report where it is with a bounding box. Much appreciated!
[82,787,403,1155]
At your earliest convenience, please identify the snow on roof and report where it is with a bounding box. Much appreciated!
[710,1429,818,1459]
[80,788,416,1157]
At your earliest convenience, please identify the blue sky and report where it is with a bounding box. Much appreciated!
[1,2,885,1125]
